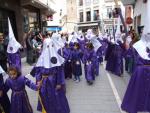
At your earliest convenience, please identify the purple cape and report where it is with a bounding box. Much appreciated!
[82,49,96,81]
[106,44,124,76]
[30,67,70,113]
[7,51,21,71]
[121,49,150,113]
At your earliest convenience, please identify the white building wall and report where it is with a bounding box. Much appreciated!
[134,0,146,26]
[133,0,150,34]
[47,0,67,27]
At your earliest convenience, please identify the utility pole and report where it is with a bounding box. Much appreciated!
[114,0,128,37]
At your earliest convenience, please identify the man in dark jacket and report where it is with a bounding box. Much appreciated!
[0,33,7,71]
[0,32,10,113]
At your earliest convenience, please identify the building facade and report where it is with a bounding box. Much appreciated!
[61,0,78,33]
[76,0,125,33]
[121,0,150,33]
[0,0,55,43]
[102,0,125,33]
[77,0,101,32]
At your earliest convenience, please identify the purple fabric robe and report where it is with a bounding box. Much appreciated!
[32,67,70,113]
[72,49,82,76]
[94,47,103,76]
[4,76,38,113]
[106,44,124,76]
[77,38,86,51]
[7,51,21,71]
[105,42,114,61]
[82,48,96,82]
[97,38,108,56]
[63,47,72,78]
[121,48,150,113]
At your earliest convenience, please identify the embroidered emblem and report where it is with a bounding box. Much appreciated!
[10,47,13,51]
[50,57,57,64]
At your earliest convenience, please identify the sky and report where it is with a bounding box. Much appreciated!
[54,0,67,15]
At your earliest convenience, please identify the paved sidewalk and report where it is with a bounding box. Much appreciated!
[66,65,121,113]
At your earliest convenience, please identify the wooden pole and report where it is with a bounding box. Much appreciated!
[114,0,128,37]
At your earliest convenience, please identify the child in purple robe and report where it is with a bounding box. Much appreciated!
[72,42,83,83]
[83,42,96,85]
[77,36,85,52]
[4,66,40,113]
[63,43,72,79]
[57,45,72,86]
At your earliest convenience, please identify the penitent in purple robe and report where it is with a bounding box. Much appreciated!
[77,38,86,52]
[106,43,124,76]
[97,38,108,56]
[4,75,38,113]
[94,47,103,76]
[82,48,96,82]
[121,48,150,113]
[31,67,70,113]
[72,49,82,77]
[63,47,72,79]
[7,51,21,71]
[105,42,114,61]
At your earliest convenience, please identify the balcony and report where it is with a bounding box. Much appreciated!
[121,0,135,5]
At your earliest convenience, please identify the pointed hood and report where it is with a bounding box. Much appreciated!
[7,18,21,53]
[36,38,65,68]
[133,1,150,60]
[90,37,102,52]
[0,66,5,74]
[51,33,65,51]
[77,31,84,41]
[70,32,78,43]
[86,29,96,40]
[115,16,123,44]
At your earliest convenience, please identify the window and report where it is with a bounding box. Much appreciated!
[86,11,91,21]
[79,12,83,22]
[79,0,83,6]
[93,10,99,21]
[107,7,112,18]
[85,0,91,6]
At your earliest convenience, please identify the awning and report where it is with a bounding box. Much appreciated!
[121,0,135,5]
[41,8,55,15]
[21,0,55,15]
[21,0,48,9]
[46,27,62,31]
[78,23,98,27]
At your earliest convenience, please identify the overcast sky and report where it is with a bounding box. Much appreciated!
[55,0,67,14]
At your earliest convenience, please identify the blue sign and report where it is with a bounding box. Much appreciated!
[46,27,62,31]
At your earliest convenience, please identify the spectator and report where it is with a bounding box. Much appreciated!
[0,33,7,71]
